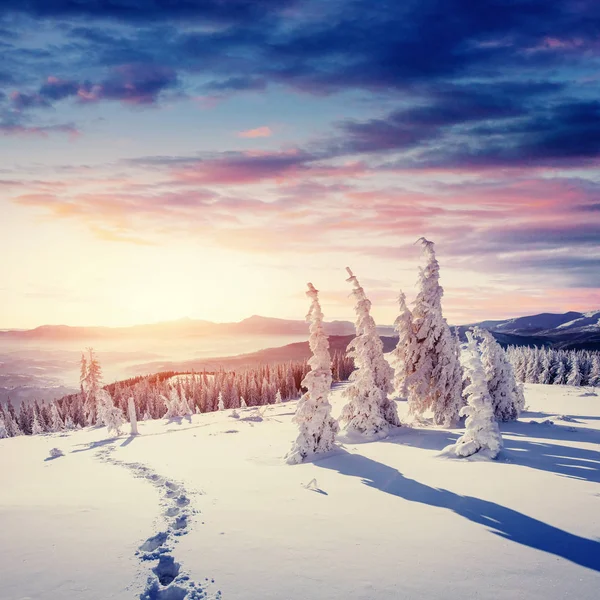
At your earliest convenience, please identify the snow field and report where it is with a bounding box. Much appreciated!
[1,383,599,600]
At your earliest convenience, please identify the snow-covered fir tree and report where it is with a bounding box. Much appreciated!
[0,412,8,439]
[81,348,103,426]
[286,283,339,464]
[553,355,568,385]
[445,332,502,459]
[217,392,225,411]
[567,354,582,386]
[589,355,600,387]
[49,402,65,432]
[31,405,45,435]
[97,389,125,436]
[474,328,525,421]
[406,238,463,426]
[3,402,22,437]
[390,290,413,398]
[161,385,181,419]
[240,396,247,408]
[340,268,400,436]
[275,389,283,404]
[128,397,139,435]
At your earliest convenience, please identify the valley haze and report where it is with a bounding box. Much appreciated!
[2,311,599,406]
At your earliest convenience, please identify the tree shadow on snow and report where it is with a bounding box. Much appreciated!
[316,450,600,572]
[385,426,600,485]
[120,435,137,447]
[71,437,118,453]
[501,420,600,445]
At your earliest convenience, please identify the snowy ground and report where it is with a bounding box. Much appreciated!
[1,383,599,600]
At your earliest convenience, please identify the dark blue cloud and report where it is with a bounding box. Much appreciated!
[0,1,296,23]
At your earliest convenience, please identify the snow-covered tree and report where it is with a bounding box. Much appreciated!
[65,415,76,430]
[589,355,600,387]
[390,290,413,398]
[31,405,45,435]
[162,387,181,419]
[3,402,21,437]
[475,328,525,421]
[445,332,502,459]
[97,389,125,436]
[406,239,463,426]
[340,268,400,436]
[81,348,103,425]
[0,412,8,439]
[128,397,139,435]
[275,389,283,404]
[240,396,247,408]
[553,355,568,385]
[49,402,65,432]
[286,283,339,464]
[217,392,225,411]
[539,349,554,385]
[567,354,582,386]
[178,390,193,416]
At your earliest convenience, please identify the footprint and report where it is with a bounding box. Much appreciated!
[165,507,180,517]
[176,495,190,507]
[173,515,188,530]
[165,481,180,491]
[152,555,180,586]
[140,581,187,600]
[140,532,168,553]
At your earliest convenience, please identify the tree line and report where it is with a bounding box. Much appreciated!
[506,345,600,387]
[0,351,354,438]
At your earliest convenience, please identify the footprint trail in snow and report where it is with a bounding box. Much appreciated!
[96,446,221,600]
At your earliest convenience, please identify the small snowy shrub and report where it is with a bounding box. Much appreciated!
[49,447,64,459]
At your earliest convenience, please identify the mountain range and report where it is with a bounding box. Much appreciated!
[2,311,599,350]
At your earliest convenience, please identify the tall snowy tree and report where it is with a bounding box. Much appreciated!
[445,332,503,459]
[474,328,525,422]
[390,290,413,399]
[340,268,400,436]
[406,238,463,426]
[286,283,339,464]
[275,389,283,404]
[217,392,225,411]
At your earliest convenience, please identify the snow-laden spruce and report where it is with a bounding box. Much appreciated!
[443,332,503,459]
[50,402,65,432]
[286,283,339,464]
[390,290,413,398]
[474,327,525,421]
[0,412,8,439]
[340,268,400,436]
[96,389,125,437]
[406,239,463,426]
[31,405,44,435]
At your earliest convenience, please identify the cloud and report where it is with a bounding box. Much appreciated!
[238,126,272,139]
[0,123,79,138]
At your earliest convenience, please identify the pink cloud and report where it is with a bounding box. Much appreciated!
[238,126,272,139]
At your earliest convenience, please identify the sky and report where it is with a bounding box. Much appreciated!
[1,0,599,329]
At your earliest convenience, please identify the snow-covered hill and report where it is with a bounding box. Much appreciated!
[1,384,599,600]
